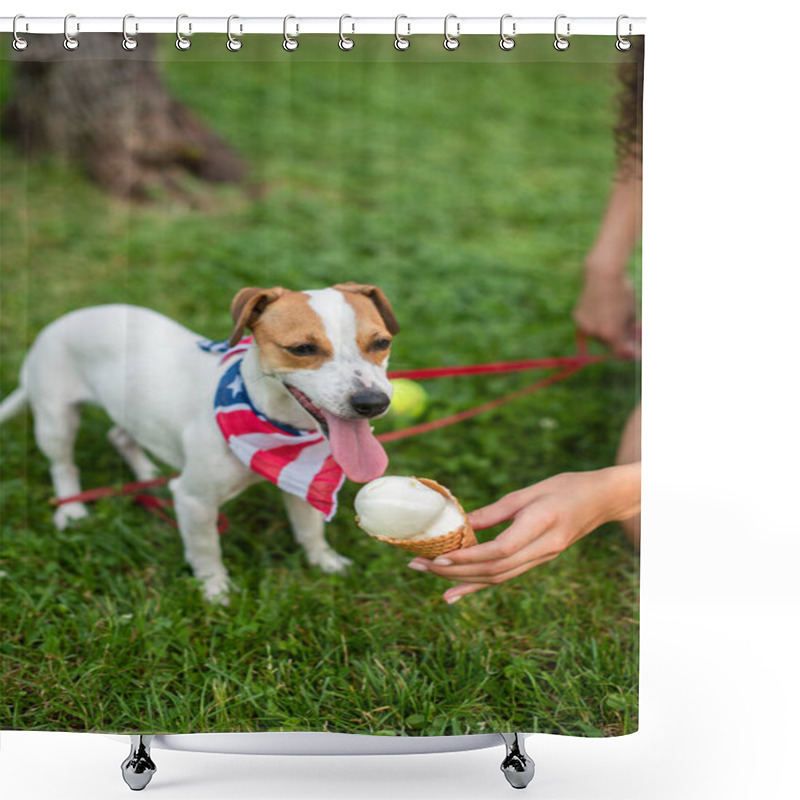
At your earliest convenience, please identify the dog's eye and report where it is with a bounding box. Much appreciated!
[370,338,392,352]
[286,343,319,357]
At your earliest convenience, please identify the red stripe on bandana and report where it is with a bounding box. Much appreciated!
[217,408,325,442]
[249,442,319,485]
[305,456,347,519]
[208,344,345,521]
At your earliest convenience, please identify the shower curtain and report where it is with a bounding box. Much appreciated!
[0,27,642,743]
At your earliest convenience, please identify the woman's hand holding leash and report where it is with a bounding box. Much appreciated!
[574,267,640,360]
[573,155,642,360]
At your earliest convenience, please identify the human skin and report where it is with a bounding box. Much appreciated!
[408,462,641,604]
[573,155,642,360]
[411,158,644,603]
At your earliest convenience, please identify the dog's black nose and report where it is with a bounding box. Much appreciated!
[350,390,391,418]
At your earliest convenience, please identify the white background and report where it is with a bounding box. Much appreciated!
[2,1,798,798]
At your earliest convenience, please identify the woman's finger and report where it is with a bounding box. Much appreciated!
[442,583,488,603]
[412,505,557,574]
[411,535,563,588]
[434,544,559,583]
[467,486,541,530]
[437,505,553,569]
[442,553,559,603]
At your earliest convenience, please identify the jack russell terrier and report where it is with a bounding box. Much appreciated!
[0,283,398,602]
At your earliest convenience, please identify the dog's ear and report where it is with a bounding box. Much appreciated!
[229,287,286,346]
[334,282,399,335]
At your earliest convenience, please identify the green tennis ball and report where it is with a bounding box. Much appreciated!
[389,379,428,419]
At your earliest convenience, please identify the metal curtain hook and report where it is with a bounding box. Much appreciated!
[499,14,516,50]
[176,14,192,50]
[283,15,299,51]
[616,14,632,51]
[554,14,570,51]
[443,14,460,51]
[122,14,138,51]
[339,14,355,50]
[12,14,28,51]
[394,15,410,50]
[227,15,243,51]
[63,13,79,50]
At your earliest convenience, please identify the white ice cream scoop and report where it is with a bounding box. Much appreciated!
[354,476,477,556]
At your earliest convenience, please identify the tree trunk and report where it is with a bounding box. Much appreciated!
[2,34,247,201]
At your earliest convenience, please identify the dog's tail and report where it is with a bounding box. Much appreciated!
[0,387,28,424]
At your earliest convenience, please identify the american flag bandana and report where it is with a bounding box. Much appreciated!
[199,338,345,521]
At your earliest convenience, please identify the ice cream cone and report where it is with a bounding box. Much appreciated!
[359,477,477,557]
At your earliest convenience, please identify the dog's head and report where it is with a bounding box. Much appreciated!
[229,283,399,483]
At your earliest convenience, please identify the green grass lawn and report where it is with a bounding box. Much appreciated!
[0,35,640,736]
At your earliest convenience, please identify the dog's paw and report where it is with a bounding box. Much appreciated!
[310,549,353,575]
[53,502,89,530]
[200,573,232,605]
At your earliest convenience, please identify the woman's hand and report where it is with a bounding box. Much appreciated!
[573,268,640,359]
[408,464,640,603]
[574,158,642,359]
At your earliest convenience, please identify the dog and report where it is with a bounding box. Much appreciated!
[0,283,398,602]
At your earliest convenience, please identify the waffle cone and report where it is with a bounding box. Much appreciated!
[360,477,477,558]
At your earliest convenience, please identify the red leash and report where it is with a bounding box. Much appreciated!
[378,363,585,443]
[381,332,608,442]
[52,334,609,529]
[387,330,603,382]
[49,476,231,534]
[50,477,169,505]
[133,494,231,535]
[387,352,606,380]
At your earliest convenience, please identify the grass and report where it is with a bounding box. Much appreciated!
[0,35,640,737]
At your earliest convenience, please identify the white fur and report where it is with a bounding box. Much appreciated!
[1,297,391,602]
[284,289,393,417]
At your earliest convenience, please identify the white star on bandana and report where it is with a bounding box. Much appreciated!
[227,374,244,397]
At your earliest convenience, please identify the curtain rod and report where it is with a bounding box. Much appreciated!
[1,16,646,38]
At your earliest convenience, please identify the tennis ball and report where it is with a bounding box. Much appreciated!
[389,379,428,419]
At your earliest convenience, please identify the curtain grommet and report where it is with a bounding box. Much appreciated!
[176,14,192,51]
[615,15,632,51]
[226,15,243,52]
[12,15,29,51]
[443,14,460,51]
[63,13,79,51]
[554,14,570,51]
[499,14,516,51]
[283,15,299,51]
[121,14,138,51]
[338,14,355,51]
[394,15,410,51]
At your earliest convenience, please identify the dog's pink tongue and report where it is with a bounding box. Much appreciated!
[321,410,388,483]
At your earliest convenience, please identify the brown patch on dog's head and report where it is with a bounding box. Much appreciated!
[230,284,398,372]
[334,283,399,336]
[230,287,334,372]
[334,284,397,367]
[229,287,288,347]
[252,293,333,372]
